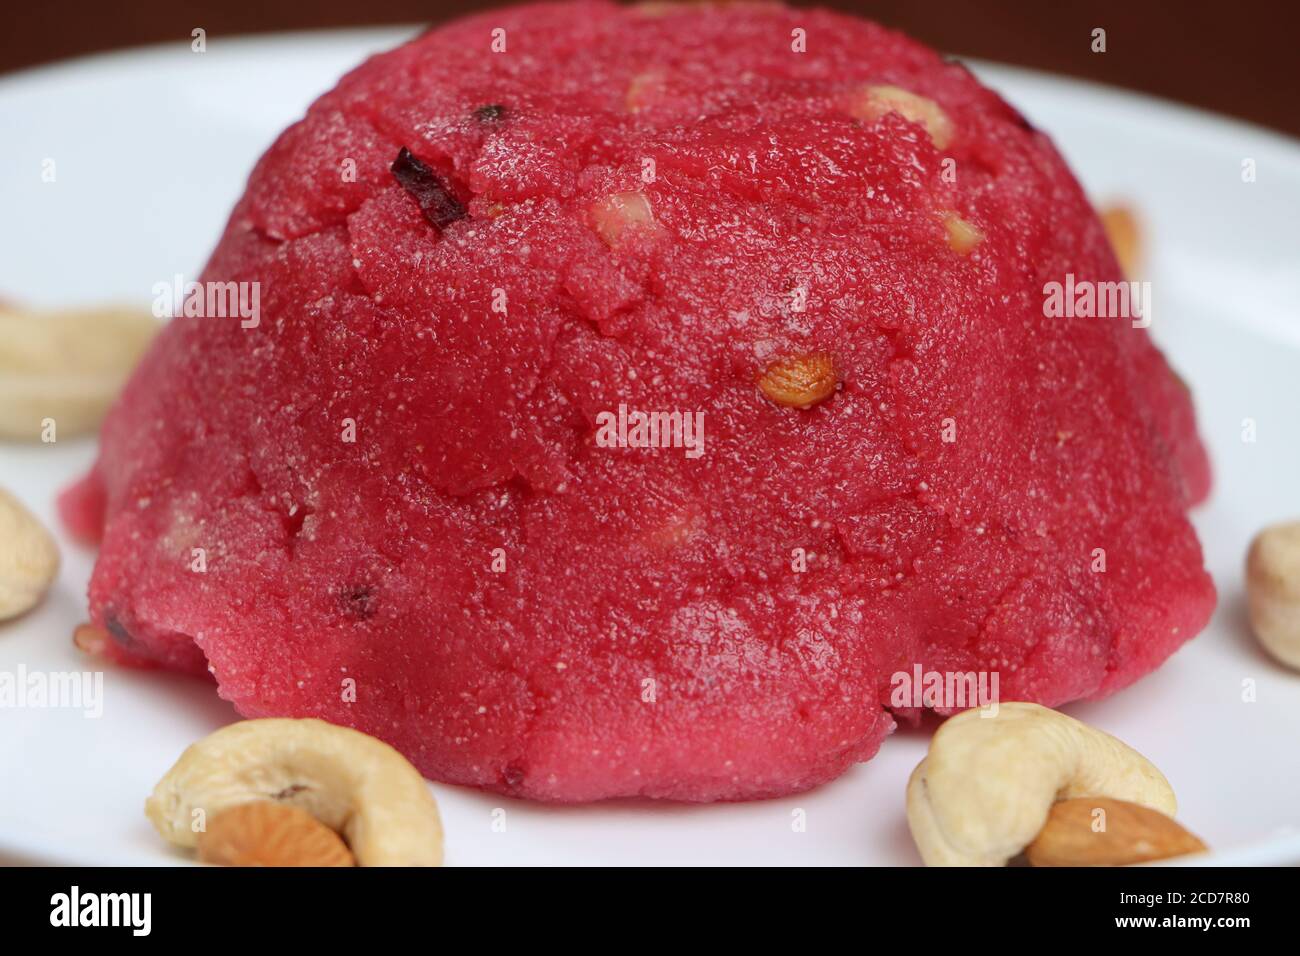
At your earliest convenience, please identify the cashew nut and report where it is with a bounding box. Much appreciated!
[0,486,60,621]
[0,304,159,441]
[146,718,443,866]
[906,702,1177,866]
[1246,520,1300,670]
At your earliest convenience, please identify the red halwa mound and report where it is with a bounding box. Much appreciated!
[62,1,1214,801]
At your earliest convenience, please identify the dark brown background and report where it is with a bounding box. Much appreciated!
[3,1,1296,136]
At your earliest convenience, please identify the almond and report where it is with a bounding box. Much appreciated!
[1025,797,1206,867]
[757,352,838,409]
[73,623,110,657]
[197,801,356,867]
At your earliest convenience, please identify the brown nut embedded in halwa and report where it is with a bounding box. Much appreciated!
[1025,797,1207,867]
[1246,520,1300,670]
[146,718,444,866]
[198,801,356,867]
[846,84,954,149]
[757,353,838,408]
[906,702,1178,866]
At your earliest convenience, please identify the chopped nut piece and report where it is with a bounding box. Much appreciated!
[625,71,666,112]
[943,212,983,254]
[73,623,110,657]
[757,352,838,409]
[846,84,954,149]
[590,191,657,247]
[198,801,356,867]
[1099,204,1141,277]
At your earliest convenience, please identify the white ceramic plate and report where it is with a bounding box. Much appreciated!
[2,28,1299,867]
